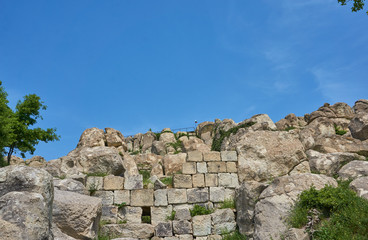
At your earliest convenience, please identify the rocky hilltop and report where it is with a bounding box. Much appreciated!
[1,99,368,240]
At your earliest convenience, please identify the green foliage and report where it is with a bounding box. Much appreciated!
[284,126,296,131]
[288,181,368,239]
[114,202,127,210]
[334,124,347,136]
[141,216,151,223]
[139,170,152,187]
[98,234,111,240]
[166,210,176,220]
[190,204,214,217]
[86,172,108,177]
[160,176,173,186]
[0,81,59,165]
[130,150,140,155]
[167,140,183,154]
[118,220,127,224]
[99,220,111,227]
[211,122,256,151]
[219,198,236,209]
[338,0,367,14]
[221,230,247,240]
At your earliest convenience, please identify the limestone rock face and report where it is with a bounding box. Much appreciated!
[299,117,336,150]
[275,113,307,130]
[5,155,24,165]
[152,141,167,155]
[68,146,125,176]
[53,189,102,239]
[26,155,46,167]
[307,102,354,123]
[241,114,277,131]
[121,153,139,177]
[313,135,368,155]
[52,223,77,240]
[227,130,306,182]
[196,121,215,146]
[54,178,88,194]
[159,130,176,144]
[77,127,106,148]
[236,181,268,236]
[182,138,211,153]
[0,166,54,240]
[349,176,368,200]
[307,150,360,176]
[338,160,368,180]
[163,153,187,175]
[349,100,368,141]
[105,127,125,148]
[253,174,337,240]
[0,192,52,240]
[44,156,80,177]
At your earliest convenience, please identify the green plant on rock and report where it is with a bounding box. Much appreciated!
[141,216,151,224]
[219,198,236,209]
[221,229,247,240]
[284,126,296,131]
[166,210,176,220]
[139,169,152,188]
[118,220,127,224]
[114,202,127,210]
[167,140,183,154]
[334,124,347,136]
[160,176,173,187]
[211,122,256,152]
[190,204,214,217]
[288,181,368,239]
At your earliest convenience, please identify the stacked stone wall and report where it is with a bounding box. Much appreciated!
[85,151,239,239]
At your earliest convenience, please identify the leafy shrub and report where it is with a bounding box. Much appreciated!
[222,230,247,240]
[139,170,152,188]
[160,176,173,187]
[166,210,176,220]
[141,216,151,223]
[219,198,236,209]
[334,124,347,135]
[288,181,368,239]
[118,220,127,224]
[211,122,256,151]
[190,204,214,217]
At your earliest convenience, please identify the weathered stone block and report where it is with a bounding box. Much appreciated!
[221,151,237,162]
[205,174,218,187]
[218,173,239,188]
[203,151,221,162]
[101,206,118,223]
[173,175,192,189]
[187,151,203,162]
[211,209,236,234]
[94,190,114,205]
[103,175,124,190]
[100,223,154,239]
[192,215,211,236]
[226,162,237,173]
[168,189,187,204]
[114,190,130,205]
[124,175,143,190]
[192,174,205,188]
[224,189,235,201]
[187,188,209,203]
[174,208,191,221]
[209,187,225,202]
[118,206,142,224]
[155,222,173,237]
[86,176,103,190]
[151,206,173,226]
[207,162,226,173]
[182,162,196,174]
[208,235,222,240]
[197,162,207,173]
[178,235,193,240]
[131,189,154,206]
[173,220,192,235]
[155,189,168,206]
[165,237,179,240]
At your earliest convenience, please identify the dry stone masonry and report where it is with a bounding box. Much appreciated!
[1,99,368,240]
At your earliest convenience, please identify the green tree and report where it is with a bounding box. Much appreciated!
[0,81,60,166]
[0,82,14,166]
[338,0,367,14]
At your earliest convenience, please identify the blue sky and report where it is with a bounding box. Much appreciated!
[1,0,367,160]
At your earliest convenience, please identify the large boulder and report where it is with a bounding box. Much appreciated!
[121,153,139,177]
[338,160,368,180]
[68,146,125,176]
[313,135,368,155]
[141,131,156,153]
[105,127,125,148]
[0,166,54,239]
[5,155,24,165]
[0,192,53,240]
[307,150,362,176]
[275,113,307,130]
[349,176,368,200]
[226,130,306,182]
[253,174,337,240]
[163,153,187,175]
[133,153,163,170]
[53,189,102,239]
[44,156,80,178]
[53,178,88,195]
[196,121,215,146]
[26,155,46,167]
[306,102,354,123]
[181,138,211,153]
[159,129,176,144]
[349,99,368,141]
[100,223,155,239]
[299,117,336,150]
[77,127,106,148]
[241,114,277,131]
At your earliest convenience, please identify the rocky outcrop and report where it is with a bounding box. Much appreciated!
[253,174,337,240]
[105,127,126,148]
[338,160,368,180]
[349,99,368,141]
[241,114,277,131]
[275,113,307,130]
[196,121,215,146]
[227,130,306,182]
[349,176,368,200]
[53,189,102,239]
[77,127,106,148]
[53,178,88,195]
[68,146,125,176]
[306,102,354,123]
[163,153,187,175]
[26,155,46,167]
[0,166,54,239]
